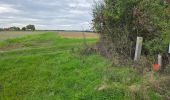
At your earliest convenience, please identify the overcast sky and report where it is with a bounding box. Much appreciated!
[0,0,99,30]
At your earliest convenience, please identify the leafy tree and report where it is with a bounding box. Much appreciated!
[16,27,20,31]
[22,27,26,31]
[26,24,35,31]
[9,27,20,31]
[0,28,3,31]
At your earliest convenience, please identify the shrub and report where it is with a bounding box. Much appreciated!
[93,0,170,56]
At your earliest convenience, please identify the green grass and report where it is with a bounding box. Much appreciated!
[0,32,161,100]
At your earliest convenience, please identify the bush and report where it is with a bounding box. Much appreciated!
[93,0,170,56]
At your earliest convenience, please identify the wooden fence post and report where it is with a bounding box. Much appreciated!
[134,37,143,61]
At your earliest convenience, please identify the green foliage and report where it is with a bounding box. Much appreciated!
[93,0,170,55]
[22,27,26,31]
[8,26,20,31]
[144,37,169,55]
[26,24,35,31]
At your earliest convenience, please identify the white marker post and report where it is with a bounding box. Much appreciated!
[168,44,170,53]
[134,37,143,61]
[158,54,162,69]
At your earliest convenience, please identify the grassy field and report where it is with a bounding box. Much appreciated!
[0,32,161,100]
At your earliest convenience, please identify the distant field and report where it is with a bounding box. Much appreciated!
[0,31,43,41]
[0,31,99,41]
[58,31,99,39]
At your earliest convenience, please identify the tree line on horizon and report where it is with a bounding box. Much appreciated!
[0,24,36,31]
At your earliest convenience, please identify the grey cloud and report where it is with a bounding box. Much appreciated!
[0,0,98,30]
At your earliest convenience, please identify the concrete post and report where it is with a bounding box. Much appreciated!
[168,44,170,54]
[134,37,143,61]
[158,54,162,69]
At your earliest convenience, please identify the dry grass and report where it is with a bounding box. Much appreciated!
[58,31,99,39]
